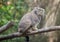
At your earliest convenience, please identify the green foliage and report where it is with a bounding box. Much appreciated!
[0,0,29,42]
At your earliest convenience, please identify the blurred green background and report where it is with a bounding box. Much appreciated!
[0,0,29,42]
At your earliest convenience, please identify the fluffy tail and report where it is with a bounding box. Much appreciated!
[25,36,29,42]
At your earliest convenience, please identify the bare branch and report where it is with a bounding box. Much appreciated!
[0,32,21,41]
[0,21,15,33]
[0,26,60,41]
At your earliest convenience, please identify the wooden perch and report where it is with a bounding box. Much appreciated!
[0,26,60,41]
[0,21,15,33]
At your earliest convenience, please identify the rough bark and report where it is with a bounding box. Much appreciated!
[45,0,60,42]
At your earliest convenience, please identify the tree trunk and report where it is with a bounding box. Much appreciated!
[45,0,60,42]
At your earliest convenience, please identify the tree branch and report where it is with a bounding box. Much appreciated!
[0,26,60,41]
[0,21,15,33]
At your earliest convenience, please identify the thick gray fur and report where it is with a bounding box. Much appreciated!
[18,7,45,33]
